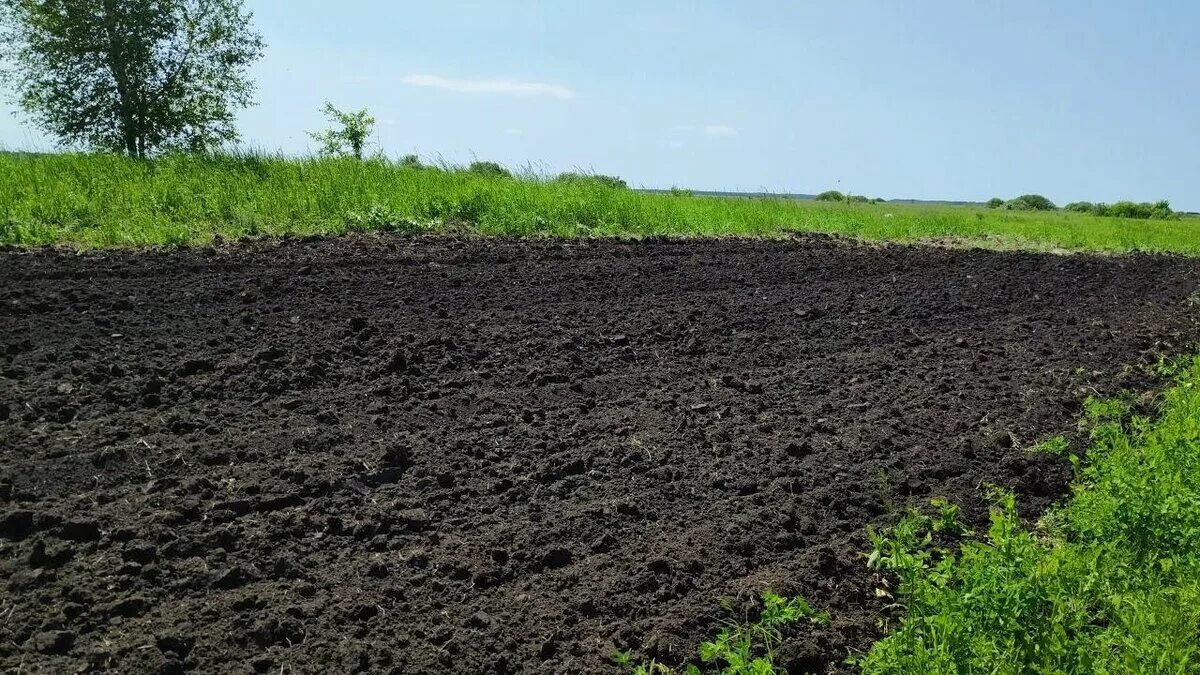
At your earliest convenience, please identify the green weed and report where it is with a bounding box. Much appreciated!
[858,356,1200,673]
[614,591,828,675]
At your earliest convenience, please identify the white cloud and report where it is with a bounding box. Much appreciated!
[400,74,575,99]
[503,127,523,136]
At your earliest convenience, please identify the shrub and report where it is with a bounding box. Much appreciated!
[466,161,512,178]
[1004,194,1056,211]
[985,197,1004,209]
[308,102,375,160]
[555,172,628,189]
[815,190,845,202]
[1064,199,1176,220]
[669,186,694,197]
[399,154,423,169]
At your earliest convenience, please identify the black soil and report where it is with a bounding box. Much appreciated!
[2,235,1198,674]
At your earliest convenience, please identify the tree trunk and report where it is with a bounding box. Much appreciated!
[102,0,140,157]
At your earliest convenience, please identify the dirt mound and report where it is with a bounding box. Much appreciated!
[2,235,1198,673]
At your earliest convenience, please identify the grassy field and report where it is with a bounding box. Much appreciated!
[2,151,1199,253]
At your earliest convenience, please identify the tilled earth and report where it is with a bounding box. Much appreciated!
[2,234,1199,674]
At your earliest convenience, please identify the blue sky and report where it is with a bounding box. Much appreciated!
[3,1,1198,208]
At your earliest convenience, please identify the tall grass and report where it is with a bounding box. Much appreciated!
[860,357,1200,672]
[2,151,1199,252]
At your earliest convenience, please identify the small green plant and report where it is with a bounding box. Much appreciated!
[929,498,968,535]
[308,101,376,160]
[611,650,674,675]
[875,468,896,514]
[614,591,828,674]
[699,591,829,673]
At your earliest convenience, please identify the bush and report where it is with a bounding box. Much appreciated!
[399,154,423,169]
[1064,199,1176,220]
[1004,194,1056,211]
[986,197,1005,209]
[555,172,628,189]
[815,190,845,202]
[466,161,511,178]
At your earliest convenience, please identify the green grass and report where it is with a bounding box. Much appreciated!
[860,356,1200,674]
[613,591,829,675]
[3,151,1200,253]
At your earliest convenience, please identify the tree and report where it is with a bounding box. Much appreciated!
[986,197,1004,209]
[1005,194,1056,211]
[0,0,264,157]
[815,190,845,202]
[308,101,375,160]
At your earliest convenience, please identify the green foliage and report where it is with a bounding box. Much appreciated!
[5,151,1200,253]
[615,591,828,675]
[815,190,845,202]
[986,197,1005,209]
[1065,199,1177,220]
[308,101,375,160]
[467,160,511,178]
[398,154,423,169]
[0,0,263,156]
[556,172,628,189]
[669,186,694,197]
[860,357,1200,673]
[1004,194,1056,211]
[341,203,430,234]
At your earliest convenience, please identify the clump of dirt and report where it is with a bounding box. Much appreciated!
[2,234,1197,673]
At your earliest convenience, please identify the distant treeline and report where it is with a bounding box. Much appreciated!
[394,155,628,189]
[986,194,1178,220]
[1063,200,1176,220]
[815,190,886,204]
